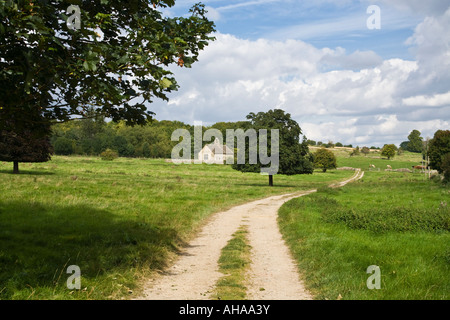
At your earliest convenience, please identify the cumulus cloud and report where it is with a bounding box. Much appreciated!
[205,6,221,22]
[402,8,450,95]
[320,48,383,70]
[402,92,450,107]
[149,5,450,147]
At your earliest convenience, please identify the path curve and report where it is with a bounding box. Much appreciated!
[136,169,364,300]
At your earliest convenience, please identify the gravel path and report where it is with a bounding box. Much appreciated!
[137,169,363,300]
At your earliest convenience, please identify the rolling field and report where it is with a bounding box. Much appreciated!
[0,155,353,300]
[279,151,449,300]
[0,150,447,300]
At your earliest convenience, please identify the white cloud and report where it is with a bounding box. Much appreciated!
[205,6,221,21]
[320,49,383,70]
[266,13,366,41]
[402,8,450,95]
[216,0,280,11]
[403,92,450,107]
[149,5,450,147]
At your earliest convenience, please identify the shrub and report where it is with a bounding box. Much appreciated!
[100,148,118,161]
[350,147,359,157]
[321,205,449,233]
[361,146,370,156]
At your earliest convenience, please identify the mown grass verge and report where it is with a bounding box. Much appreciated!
[279,171,449,300]
[211,227,252,300]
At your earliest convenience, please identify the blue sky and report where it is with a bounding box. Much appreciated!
[170,0,424,59]
[150,0,450,147]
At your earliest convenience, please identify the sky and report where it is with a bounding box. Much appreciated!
[148,0,450,147]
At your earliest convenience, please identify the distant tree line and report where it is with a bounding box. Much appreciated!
[306,139,381,150]
[51,117,267,159]
[51,117,196,159]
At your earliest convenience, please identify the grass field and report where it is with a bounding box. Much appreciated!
[279,152,449,300]
[1,150,446,300]
[0,155,354,300]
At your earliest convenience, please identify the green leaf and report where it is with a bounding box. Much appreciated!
[82,60,97,72]
[89,61,97,72]
[159,78,172,89]
[82,60,90,72]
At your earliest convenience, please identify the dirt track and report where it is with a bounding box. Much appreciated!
[137,169,364,300]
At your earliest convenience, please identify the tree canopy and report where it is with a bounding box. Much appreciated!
[428,130,450,175]
[51,117,192,158]
[0,0,216,130]
[0,0,215,172]
[407,130,424,153]
[231,109,313,186]
[381,144,396,160]
[0,116,53,173]
[313,148,337,172]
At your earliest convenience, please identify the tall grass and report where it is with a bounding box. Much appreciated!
[279,171,449,300]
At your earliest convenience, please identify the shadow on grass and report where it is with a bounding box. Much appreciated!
[0,170,55,176]
[0,201,181,299]
[234,183,298,188]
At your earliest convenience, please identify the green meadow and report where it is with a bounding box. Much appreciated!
[0,150,447,300]
[0,155,353,300]
[279,152,449,300]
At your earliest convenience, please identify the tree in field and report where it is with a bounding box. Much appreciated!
[361,146,370,156]
[428,130,450,175]
[232,109,313,186]
[407,130,424,153]
[0,117,53,173]
[350,146,360,157]
[313,148,337,172]
[400,141,409,150]
[381,144,397,160]
[0,1,215,160]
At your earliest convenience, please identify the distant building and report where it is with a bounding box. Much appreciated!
[198,138,234,164]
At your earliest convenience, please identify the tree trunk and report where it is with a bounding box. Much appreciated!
[13,161,19,174]
[269,174,273,187]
